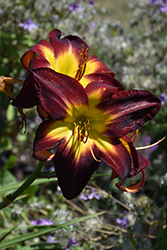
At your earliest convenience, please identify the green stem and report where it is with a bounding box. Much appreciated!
[0,161,44,210]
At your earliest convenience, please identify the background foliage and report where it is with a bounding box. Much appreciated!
[0,0,167,249]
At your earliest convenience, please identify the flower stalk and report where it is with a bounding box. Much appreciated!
[0,161,44,210]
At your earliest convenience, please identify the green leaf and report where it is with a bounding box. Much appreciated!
[0,212,104,248]
[0,225,17,243]
[0,177,57,195]
[16,243,63,250]
[0,170,17,186]
[153,227,167,250]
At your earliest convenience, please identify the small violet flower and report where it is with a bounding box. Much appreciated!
[90,22,97,28]
[54,15,59,20]
[148,0,167,12]
[47,235,58,243]
[116,217,129,228]
[66,238,78,250]
[79,189,100,200]
[160,93,166,104]
[158,3,167,12]
[19,19,39,31]
[31,218,53,226]
[68,3,79,11]
[89,0,95,5]
[87,190,100,200]
[144,135,159,160]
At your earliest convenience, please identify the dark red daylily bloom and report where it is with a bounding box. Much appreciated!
[13,29,113,109]
[22,67,161,199]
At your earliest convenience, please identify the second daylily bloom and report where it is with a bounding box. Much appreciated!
[17,67,161,199]
[13,29,113,109]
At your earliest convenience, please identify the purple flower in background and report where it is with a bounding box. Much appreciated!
[160,93,166,104]
[149,0,163,4]
[148,0,167,12]
[116,217,129,228]
[90,22,97,28]
[54,15,59,20]
[69,3,84,12]
[87,190,100,200]
[79,189,101,200]
[144,135,151,145]
[19,20,39,31]
[47,235,58,243]
[66,238,78,250]
[145,65,150,76]
[89,0,95,5]
[69,3,79,11]
[31,218,53,226]
[158,3,167,12]
[144,135,159,160]
[79,193,88,200]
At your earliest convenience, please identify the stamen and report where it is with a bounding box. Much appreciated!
[73,119,90,143]
[77,121,81,141]
[136,137,165,150]
[73,122,76,135]
[87,46,97,62]
[74,45,97,82]
[127,130,139,143]
[89,142,101,162]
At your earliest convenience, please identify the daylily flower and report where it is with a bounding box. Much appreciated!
[13,29,113,109]
[18,67,161,199]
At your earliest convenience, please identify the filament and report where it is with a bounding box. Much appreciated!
[136,137,165,150]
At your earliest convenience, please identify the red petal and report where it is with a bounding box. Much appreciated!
[112,136,149,193]
[29,57,52,69]
[92,133,132,182]
[100,90,161,138]
[84,73,122,88]
[49,29,89,60]
[33,119,72,160]
[122,135,150,174]
[12,74,38,108]
[85,77,124,104]
[85,55,114,75]
[53,139,100,199]
[21,39,54,70]
[31,68,88,121]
